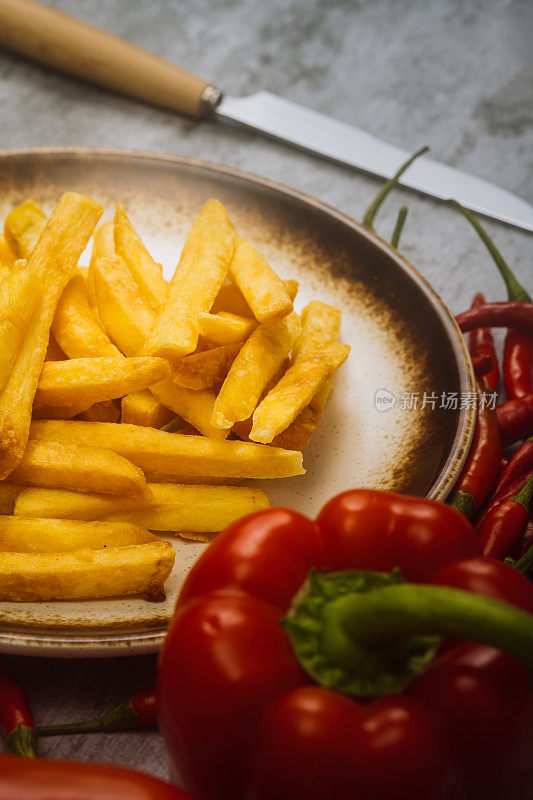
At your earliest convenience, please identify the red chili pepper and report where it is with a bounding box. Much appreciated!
[475,471,532,530]
[0,660,36,757]
[496,394,533,446]
[451,202,532,400]
[519,516,533,559]
[471,352,496,380]
[476,474,533,559]
[469,294,499,391]
[158,495,533,800]
[0,753,196,799]
[495,437,533,494]
[37,687,156,738]
[456,302,533,338]
[449,389,502,518]
[504,331,533,399]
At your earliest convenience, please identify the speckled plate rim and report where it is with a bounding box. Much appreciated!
[0,147,476,657]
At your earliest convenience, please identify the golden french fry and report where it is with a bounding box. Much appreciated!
[0,483,22,514]
[250,343,350,443]
[144,473,234,485]
[212,313,301,429]
[15,483,269,533]
[121,389,175,429]
[94,255,156,356]
[172,343,241,390]
[11,439,151,498]
[79,400,121,423]
[86,221,114,313]
[0,516,157,552]
[0,192,103,480]
[52,274,121,358]
[30,420,305,479]
[229,236,293,322]
[45,334,67,361]
[211,278,298,317]
[198,311,257,346]
[0,269,43,389]
[150,379,229,439]
[4,200,47,258]
[0,541,175,602]
[33,356,170,410]
[0,234,17,268]
[271,382,334,450]
[114,204,167,310]
[293,300,342,361]
[143,199,235,359]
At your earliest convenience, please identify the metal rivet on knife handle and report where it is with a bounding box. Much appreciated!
[0,0,214,119]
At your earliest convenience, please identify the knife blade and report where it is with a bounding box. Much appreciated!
[1,0,532,232]
[218,91,533,233]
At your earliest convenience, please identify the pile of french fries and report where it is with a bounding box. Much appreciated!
[0,194,349,603]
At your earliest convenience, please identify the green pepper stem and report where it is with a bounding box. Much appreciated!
[515,543,533,575]
[7,724,37,757]
[37,698,138,737]
[391,206,408,248]
[514,473,533,509]
[324,584,533,676]
[449,201,531,302]
[363,147,429,231]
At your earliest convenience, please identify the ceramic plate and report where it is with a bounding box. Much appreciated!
[0,148,475,657]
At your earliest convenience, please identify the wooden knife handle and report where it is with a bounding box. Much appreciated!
[0,0,218,118]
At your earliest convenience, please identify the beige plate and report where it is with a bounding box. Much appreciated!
[0,148,475,657]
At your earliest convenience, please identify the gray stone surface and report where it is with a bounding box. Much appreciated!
[0,0,531,780]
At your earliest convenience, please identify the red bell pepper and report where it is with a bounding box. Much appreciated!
[158,491,533,800]
[0,753,196,799]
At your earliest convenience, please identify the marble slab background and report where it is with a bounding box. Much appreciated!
[0,0,531,778]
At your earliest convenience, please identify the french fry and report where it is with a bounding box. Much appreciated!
[143,199,235,360]
[270,382,334,450]
[198,311,257,346]
[0,192,103,479]
[114,204,167,310]
[45,334,67,361]
[14,483,269,533]
[94,255,156,356]
[0,483,21,514]
[29,420,305,479]
[86,221,114,313]
[51,274,121,358]
[150,379,229,439]
[4,200,47,258]
[0,268,43,389]
[250,343,350,443]
[212,312,301,430]
[0,541,175,601]
[0,516,157,552]
[10,439,151,498]
[292,300,342,362]
[211,278,298,317]
[172,343,241,390]
[0,234,16,268]
[121,390,175,429]
[79,400,121,423]
[229,236,294,322]
[32,401,92,420]
[33,356,170,410]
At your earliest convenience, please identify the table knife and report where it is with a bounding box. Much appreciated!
[1,0,531,232]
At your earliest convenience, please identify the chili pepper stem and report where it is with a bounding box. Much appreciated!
[363,147,428,230]
[449,201,531,303]
[515,543,533,575]
[7,724,37,757]
[390,206,408,248]
[37,698,143,737]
